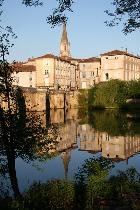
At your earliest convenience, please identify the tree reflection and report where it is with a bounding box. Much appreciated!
[79,109,140,137]
[0,88,58,197]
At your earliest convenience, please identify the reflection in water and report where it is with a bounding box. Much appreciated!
[1,106,140,195]
[37,108,140,176]
[48,109,140,163]
[79,124,140,161]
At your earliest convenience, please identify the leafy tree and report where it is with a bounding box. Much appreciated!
[23,180,75,210]
[106,0,140,34]
[0,27,58,198]
[0,0,74,26]
[88,80,128,109]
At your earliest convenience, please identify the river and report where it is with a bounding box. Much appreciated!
[1,108,140,195]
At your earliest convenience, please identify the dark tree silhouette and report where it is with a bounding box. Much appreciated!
[0,0,74,26]
[0,26,58,197]
[106,0,140,34]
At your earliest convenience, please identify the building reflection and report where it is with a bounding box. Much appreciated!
[37,109,78,178]
[78,124,102,153]
[78,123,140,162]
[37,109,140,168]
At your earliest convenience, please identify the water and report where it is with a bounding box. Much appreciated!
[1,109,140,194]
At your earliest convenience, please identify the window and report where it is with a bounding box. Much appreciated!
[82,72,86,78]
[91,71,94,77]
[45,70,49,77]
[97,68,98,76]
[105,73,109,80]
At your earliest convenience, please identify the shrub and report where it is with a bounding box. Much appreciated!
[24,180,75,210]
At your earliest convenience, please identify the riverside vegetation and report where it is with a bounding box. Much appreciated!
[0,157,140,210]
[78,79,140,109]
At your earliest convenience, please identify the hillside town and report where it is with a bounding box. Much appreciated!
[12,23,140,91]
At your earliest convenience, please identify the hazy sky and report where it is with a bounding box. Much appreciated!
[2,0,140,62]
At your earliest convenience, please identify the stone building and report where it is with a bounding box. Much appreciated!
[78,57,101,89]
[12,63,36,88]
[12,25,140,91]
[101,50,140,82]
[13,23,78,91]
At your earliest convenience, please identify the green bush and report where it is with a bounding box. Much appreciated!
[24,180,75,210]
[78,89,88,108]
[89,80,128,108]
[78,79,140,109]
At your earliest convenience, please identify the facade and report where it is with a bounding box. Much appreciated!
[13,54,78,91]
[13,23,78,91]
[78,57,101,89]
[12,63,36,88]
[12,25,140,90]
[101,50,140,82]
[29,54,77,90]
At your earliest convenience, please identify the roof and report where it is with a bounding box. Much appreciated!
[13,62,36,72]
[72,57,101,63]
[101,50,140,59]
[28,53,57,61]
[28,53,75,64]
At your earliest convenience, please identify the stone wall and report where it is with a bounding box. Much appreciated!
[22,90,79,111]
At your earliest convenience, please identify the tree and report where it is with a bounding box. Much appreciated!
[0,0,74,26]
[0,26,58,198]
[106,0,140,34]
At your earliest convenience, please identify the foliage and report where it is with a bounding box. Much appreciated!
[20,180,75,210]
[88,110,130,136]
[0,25,59,198]
[127,80,140,99]
[75,157,114,185]
[87,79,140,109]
[78,89,89,109]
[0,158,140,210]
[0,0,74,26]
[89,80,128,109]
[106,0,140,34]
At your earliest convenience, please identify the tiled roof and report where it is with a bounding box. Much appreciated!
[77,57,101,63]
[28,54,74,64]
[13,62,36,72]
[101,50,140,59]
[28,53,57,61]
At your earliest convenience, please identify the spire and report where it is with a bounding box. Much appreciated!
[60,22,71,59]
[61,150,71,179]
[61,22,68,43]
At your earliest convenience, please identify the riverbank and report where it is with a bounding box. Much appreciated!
[78,79,140,110]
[1,157,140,210]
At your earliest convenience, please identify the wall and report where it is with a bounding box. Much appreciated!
[22,90,79,111]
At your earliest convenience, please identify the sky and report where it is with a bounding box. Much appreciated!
[2,0,140,62]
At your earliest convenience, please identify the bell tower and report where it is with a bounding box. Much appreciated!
[60,22,71,59]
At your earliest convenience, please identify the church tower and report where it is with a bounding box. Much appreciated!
[61,150,71,179]
[60,22,71,59]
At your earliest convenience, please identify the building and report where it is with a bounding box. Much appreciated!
[12,25,140,91]
[101,50,140,82]
[13,23,78,91]
[78,57,101,89]
[12,62,36,88]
